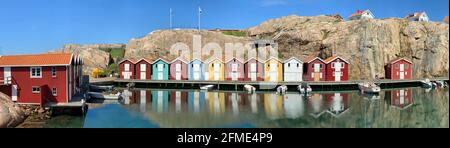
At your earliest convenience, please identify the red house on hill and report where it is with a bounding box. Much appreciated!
[324,55,349,82]
[385,58,413,80]
[135,58,152,80]
[0,53,82,105]
[119,59,135,80]
[303,57,326,82]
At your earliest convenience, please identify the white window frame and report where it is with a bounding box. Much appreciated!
[140,64,147,72]
[52,67,57,77]
[52,88,57,96]
[32,86,41,94]
[30,67,42,78]
[124,64,130,72]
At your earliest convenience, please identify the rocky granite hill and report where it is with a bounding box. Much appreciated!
[56,15,448,80]
[52,44,126,76]
[247,15,449,80]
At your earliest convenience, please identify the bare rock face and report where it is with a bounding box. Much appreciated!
[247,15,449,80]
[52,44,125,76]
[0,93,26,128]
[125,30,252,60]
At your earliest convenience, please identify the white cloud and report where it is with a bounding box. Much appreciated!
[261,0,287,7]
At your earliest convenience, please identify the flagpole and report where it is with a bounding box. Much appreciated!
[198,7,201,31]
[170,8,173,30]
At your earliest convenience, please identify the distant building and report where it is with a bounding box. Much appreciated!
[385,58,413,80]
[444,16,449,24]
[0,53,82,105]
[349,9,375,20]
[405,12,429,22]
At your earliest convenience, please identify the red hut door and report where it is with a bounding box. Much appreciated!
[124,64,131,79]
[313,64,321,81]
[231,63,238,81]
[140,64,147,80]
[175,64,182,80]
[333,62,343,82]
[399,64,405,80]
[250,63,257,81]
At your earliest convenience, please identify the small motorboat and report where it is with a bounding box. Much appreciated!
[200,85,214,91]
[89,85,114,92]
[244,85,256,94]
[420,79,434,88]
[434,81,447,88]
[87,92,120,100]
[277,85,288,94]
[297,85,312,94]
[358,82,381,94]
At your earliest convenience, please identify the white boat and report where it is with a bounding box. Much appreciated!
[200,85,214,91]
[244,85,256,94]
[297,85,312,94]
[89,85,114,91]
[420,79,433,88]
[277,85,288,94]
[434,81,447,88]
[358,82,381,94]
[87,92,120,100]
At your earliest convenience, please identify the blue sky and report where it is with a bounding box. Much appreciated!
[0,0,448,55]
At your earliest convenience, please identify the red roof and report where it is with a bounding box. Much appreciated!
[304,56,324,63]
[0,53,73,67]
[444,16,449,23]
[405,12,425,19]
[323,55,349,64]
[388,58,412,64]
[349,10,368,18]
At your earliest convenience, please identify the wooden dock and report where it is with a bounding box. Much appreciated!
[44,93,88,114]
[109,77,449,91]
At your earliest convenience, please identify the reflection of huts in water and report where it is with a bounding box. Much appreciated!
[225,93,247,116]
[324,93,350,118]
[307,94,326,118]
[246,93,263,114]
[207,92,226,116]
[169,91,188,113]
[263,94,284,120]
[151,90,169,113]
[283,93,305,119]
[188,91,206,114]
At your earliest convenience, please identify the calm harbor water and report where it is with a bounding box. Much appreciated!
[43,87,449,128]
